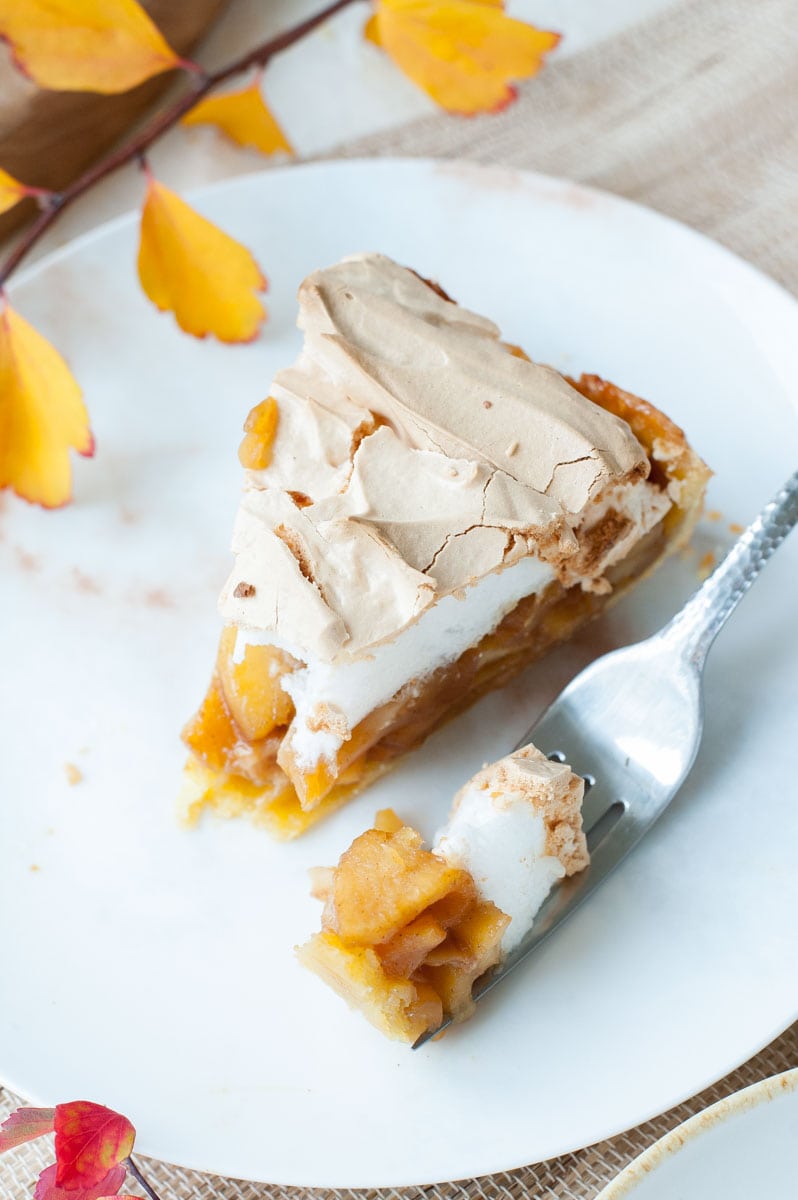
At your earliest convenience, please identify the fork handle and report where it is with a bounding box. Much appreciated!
[663,468,798,665]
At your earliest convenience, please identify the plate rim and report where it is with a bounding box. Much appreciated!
[3,157,798,1187]
[596,1066,798,1199]
[11,156,798,330]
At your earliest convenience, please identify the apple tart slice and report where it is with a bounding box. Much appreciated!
[297,744,588,1042]
[178,252,709,838]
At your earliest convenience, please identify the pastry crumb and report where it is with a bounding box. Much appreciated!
[729,522,744,534]
[233,581,256,598]
[29,864,40,873]
[64,763,83,786]
[144,588,176,609]
[706,509,722,522]
[698,551,715,580]
[506,440,519,456]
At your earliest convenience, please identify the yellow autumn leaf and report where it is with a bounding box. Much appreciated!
[364,0,560,114]
[182,79,293,157]
[137,173,267,343]
[0,0,184,93]
[363,12,381,44]
[365,0,501,39]
[0,166,38,216]
[0,303,93,508]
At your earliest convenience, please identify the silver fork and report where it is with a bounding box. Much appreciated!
[414,469,798,1048]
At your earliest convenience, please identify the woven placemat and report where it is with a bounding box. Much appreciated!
[3,0,796,1195]
[2,1023,797,1197]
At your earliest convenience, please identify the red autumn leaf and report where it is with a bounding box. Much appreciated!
[0,1105,55,1152]
[35,1163,126,1200]
[53,1102,135,1189]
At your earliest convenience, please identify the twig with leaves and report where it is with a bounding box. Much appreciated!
[0,0,558,507]
[0,0,359,288]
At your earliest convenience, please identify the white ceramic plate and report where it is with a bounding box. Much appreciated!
[597,1068,798,1199]
[1,160,797,1188]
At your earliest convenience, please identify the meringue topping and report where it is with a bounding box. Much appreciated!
[434,744,588,953]
[220,254,650,662]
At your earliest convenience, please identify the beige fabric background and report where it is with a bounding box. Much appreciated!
[2,0,796,1195]
[330,0,798,294]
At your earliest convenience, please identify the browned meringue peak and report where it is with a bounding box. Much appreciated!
[297,253,648,513]
[222,486,434,661]
[456,743,584,811]
[220,253,655,662]
[325,426,572,590]
[220,428,571,662]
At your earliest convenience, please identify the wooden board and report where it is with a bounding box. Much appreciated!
[0,0,233,240]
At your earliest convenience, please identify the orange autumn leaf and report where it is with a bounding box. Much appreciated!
[137,173,267,343]
[364,0,560,114]
[182,79,293,157]
[0,0,184,93]
[53,1102,134,1189]
[0,302,93,508]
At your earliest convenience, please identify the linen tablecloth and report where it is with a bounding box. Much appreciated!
[2,0,796,1194]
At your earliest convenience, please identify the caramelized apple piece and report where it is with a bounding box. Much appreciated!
[308,865,334,902]
[422,901,509,1019]
[456,901,512,963]
[278,716,382,810]
[216,625,297,741]
[420,962,475,1017]
[239,396,279,469]
[426,875,479,929]
[423,937,475,968]
[325,827,469,946]
[301,815,513,1037]
[181,675,237,772]
[373,808,404,834]
[377,913,448,978]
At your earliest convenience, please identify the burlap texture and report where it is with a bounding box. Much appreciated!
[2,0,796,1194]
[2,1025,797,1198]
[328,0,798,295]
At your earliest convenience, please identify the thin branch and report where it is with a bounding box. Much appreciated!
[124,1155,164,1200]
[0,0,360,287]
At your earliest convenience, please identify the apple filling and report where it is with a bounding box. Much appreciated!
[178,254,710,839]
[297,811,510,1043]
[297,744,590,1040]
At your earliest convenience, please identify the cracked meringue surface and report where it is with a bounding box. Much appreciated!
[179,253,708,837]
